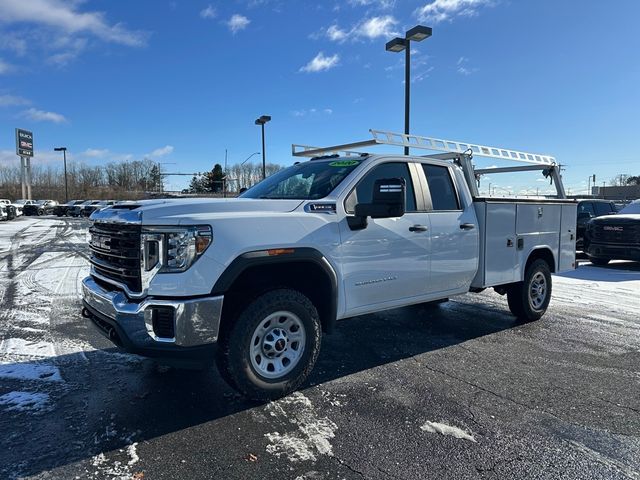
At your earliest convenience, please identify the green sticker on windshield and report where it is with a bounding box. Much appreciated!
[329,160,359,167]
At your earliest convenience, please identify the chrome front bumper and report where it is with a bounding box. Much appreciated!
[82,276,223,348]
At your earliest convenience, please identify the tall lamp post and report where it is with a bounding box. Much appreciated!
[54,147,68,203]
[385,25,432,156]
[254,115,271,179]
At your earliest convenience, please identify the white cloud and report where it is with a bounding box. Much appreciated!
[0,94,29,106]
[0,0,148,47]
[291,108,333,117]
[0,35,27,56]
[299,52,340,73]
[456,56,477,75]
[415,0,492,24]
[22,107,67,123]
[323,15,399,43]
[83,148,109,158]
[349,0,395,8]
[0,58,14,74]
[326,25,348,42]
[227,14,250,33]
[359,15,398,39]
[149,145,174,157]
[200,5,217,19]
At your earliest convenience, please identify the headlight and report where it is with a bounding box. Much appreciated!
[142,225,212,273]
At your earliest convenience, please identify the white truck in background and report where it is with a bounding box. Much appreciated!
[82,130,577,400]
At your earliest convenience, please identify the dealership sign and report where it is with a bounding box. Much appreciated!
[15,128,34,157]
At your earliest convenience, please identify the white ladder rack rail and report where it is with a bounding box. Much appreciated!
[293,129,556,166]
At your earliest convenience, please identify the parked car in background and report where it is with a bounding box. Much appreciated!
[69,200,100,217]
[81,200,116,217]
[576,199,617,250]
[11,199,36,217]
[23,200,58,216]
[0,204,6,221]
[54,200,85,217]
[585,199,640,265]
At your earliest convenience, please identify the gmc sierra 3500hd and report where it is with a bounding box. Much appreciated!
[82,130,577,400]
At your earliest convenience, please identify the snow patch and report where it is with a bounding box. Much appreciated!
[264,392,338,462]
[0,391,50,412]
[0,338,56,357]
[0,361,62,382]
[421,421,476,442]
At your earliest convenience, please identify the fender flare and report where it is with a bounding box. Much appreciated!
[211,247,339,333]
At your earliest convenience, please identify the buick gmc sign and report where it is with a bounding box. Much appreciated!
[15,128,34,157]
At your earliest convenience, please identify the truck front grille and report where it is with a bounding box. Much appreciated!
[89,222,142,292]
[590,223,640,245]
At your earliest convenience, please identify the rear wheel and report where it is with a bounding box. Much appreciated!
[217,289,321,400]
[37,209,44,216]
[589,257,610,266]
[507,259,552,322]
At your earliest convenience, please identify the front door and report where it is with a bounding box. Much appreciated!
[339,162,430,313]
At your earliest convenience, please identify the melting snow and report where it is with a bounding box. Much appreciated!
[264,392,338,462]
[0,391,50,412]
[0,361,62,382]
[421,421,476,442]
[0,338,56,357]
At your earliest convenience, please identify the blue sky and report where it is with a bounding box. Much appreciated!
[0,0,639,194]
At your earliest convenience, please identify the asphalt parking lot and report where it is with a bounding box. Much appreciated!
[1,216,639,480]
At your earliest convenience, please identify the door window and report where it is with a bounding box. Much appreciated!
[578,202,595,216]
[593,202,614,216]
[422,164,460,211]
[346,162,416,213]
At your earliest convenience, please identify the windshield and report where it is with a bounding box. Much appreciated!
[35,200,47,205]
[15,199,27,204]
[619,200,640,214]
[241,159,363,200]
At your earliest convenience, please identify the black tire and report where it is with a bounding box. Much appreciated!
[37,209,43,216]
[507,259,552,322]
[589,257,610,266]
[217,288,322,400]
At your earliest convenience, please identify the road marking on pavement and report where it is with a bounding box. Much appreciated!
[264,392,338,462]
[420,421,477,442]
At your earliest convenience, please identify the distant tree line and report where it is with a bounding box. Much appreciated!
[610,174,640,187]
[0,158,284,201]
[186,162,283,194]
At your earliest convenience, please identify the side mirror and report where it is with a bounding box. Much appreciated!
[348,178,406,230]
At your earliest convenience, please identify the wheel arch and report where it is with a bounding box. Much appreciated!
[526,247,556,273]
[212,248,338,335]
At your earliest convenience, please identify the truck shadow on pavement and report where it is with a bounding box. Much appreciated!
[1,299,520,478]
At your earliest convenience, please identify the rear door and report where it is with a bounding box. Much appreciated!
[420,163,479,295]
[339,161,430,313]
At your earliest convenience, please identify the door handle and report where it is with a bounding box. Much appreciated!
[409,225,428,232]
[460,223,475,230]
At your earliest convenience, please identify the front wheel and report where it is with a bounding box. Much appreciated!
[507,259,552,322]
[217,289,321,400]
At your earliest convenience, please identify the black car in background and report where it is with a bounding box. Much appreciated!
[23,200,58,216]
[576,199,617,250]
[585,200,640,265]
[81,200,116,217]
[69,200,99,217]
[53,200,85,217]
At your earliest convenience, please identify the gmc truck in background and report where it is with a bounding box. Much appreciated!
[82,130,577,400]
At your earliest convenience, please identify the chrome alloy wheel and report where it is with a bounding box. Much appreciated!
[528,271,547,310]
[250,311,306,379]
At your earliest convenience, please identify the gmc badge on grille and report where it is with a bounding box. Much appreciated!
[603,226,623,232]
[92,235,111,250]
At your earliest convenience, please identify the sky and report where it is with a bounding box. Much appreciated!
[0,0,639,195]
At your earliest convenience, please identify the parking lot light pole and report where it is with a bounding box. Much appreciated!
[254,115,271,179]
[386,25,432,156]
[54,147,68,203]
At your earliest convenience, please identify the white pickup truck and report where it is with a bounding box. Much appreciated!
[82,130,577,400]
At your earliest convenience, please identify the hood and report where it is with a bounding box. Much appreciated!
[91,197,305,224]
[590,214,640,225]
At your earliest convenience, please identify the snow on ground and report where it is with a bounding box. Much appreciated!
[0,361,62,382]
[0,391,51,413]
[0,338,56,357]
[264,392,338,462]
[421,421,477,442]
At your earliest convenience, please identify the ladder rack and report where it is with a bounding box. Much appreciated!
[292,129,556,166]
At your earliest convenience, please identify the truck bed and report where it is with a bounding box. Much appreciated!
[471,198,577,289]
